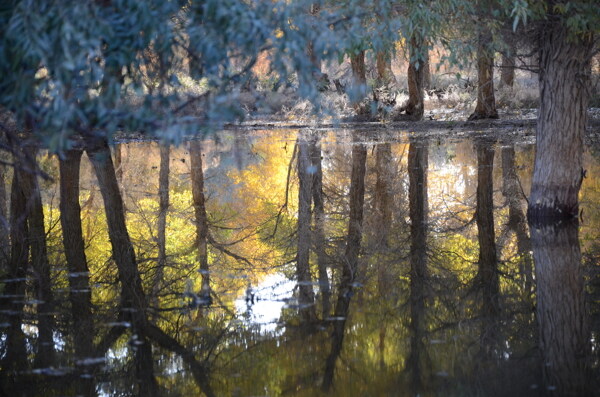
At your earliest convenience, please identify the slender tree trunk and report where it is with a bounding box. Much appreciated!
[422,46,432,90]
[532,222,591,396]
[153,144,170,302]
[190,141,211,304]
[85,138,147,322]
[527,22,593,221]
[407,140,429,396]
[0,167,30,394]
[500,51,516,89]
[135,336,159,397]
[376,51,396,87]
[296,135,316,322]
[322,136,367,392]
[403,34,425,121]
[374,143,393,248]
[17,147,55,368]
[310,137,330,318]
[350,50,367,115]
[59,150,94,358]
[0,164,8,265]
[475,141,499,315]
[469,28,498,120]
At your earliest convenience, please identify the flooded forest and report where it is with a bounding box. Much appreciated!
[1,0,600,396]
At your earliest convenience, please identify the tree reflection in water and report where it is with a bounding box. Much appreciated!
[0,131,598,396]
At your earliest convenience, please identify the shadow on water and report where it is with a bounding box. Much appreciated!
[0,129,598,396]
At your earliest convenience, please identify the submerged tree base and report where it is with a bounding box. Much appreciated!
[527,203,579,226]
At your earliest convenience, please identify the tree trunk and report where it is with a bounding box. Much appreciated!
[153,144,170,303]
[375,51,396,87]
[469,29,498,120]
[374,143,393,248]
[422,46,432,90]
[296,135,316,322]
[310,137,330,318]
[531,222,591,396]
[0,164,8,265]
[322,136,367,392]
[500,51,516,88]
[0,170,29,329]
[190,141,211,304]
[407,140,429,396]
[475,140,499,315]
[350,50,367,114]
[404,34,425,121]
[85,138,147,322]
[17,147,55,368]
[527,23,593,221]
[59,150,94,363]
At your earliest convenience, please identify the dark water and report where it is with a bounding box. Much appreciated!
[0,129,599,396]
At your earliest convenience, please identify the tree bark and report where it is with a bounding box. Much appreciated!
[374,143,393,248]
[375,51,396,87]
[153,144,170,303]
[422,46,432,90]
[310,137,330,318]
[190,140,211,304]
[500,51,516,89]
[527,21,593,221]
[322,136,367,392]
[407,139,429,396]
[350,50,367,114]
[17,147,55,368]
[469,29,498,120]
[296,135,316,322]
[532,222,591,396]
[59,150,94,366]
[85,138,147,322]
[474,140,499,315]
[0,164,8,265]
[404,34,425,121]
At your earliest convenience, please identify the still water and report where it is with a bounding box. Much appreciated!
[0,129,599,396]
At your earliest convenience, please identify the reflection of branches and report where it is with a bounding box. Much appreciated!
[270,141,298,239]
[207,234,253,268]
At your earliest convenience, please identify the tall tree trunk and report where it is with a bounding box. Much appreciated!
[469,28,498,120]
[532,222,591,396]
[350,50,367,115]
[407,139,429,396]
[85,138,147,323]
[375,51,396,86]
[403,34,425,121]
[0,164,8,265]
[310,137,330,318]
[500,51,516,88]
[59,150,94,363]
[374,143,393,248]
[422,46,432,90]
[153,144,170,303]
[527,22,593,221]
[474,140,499,315]
[307,3,327,90]
[296,135,316,322]
[322,136,367,392]
[0,166,30,395]
[190,141,211,304]
[17,147,55,368]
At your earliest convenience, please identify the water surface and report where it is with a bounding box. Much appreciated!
[0,129,599,396]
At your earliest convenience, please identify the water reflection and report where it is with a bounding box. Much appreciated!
[0,130,598,396]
